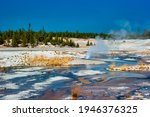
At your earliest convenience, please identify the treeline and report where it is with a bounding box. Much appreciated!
[0,24,112,47]
[0,24,97,47]
[141,30,150,38]
[1,24,150,48]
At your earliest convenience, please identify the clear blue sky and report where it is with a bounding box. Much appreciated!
[0,0,150,32]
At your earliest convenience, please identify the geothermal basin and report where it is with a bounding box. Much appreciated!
[0,38,150,100]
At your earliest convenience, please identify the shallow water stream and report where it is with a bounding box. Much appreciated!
[0,58,150,100]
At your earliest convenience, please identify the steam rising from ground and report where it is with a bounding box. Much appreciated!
[86,21,133,59]
[109,20,133,39]
[109,29,129,39]
[86,36,110,59]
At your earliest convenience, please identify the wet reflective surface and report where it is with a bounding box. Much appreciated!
[0,58,150,100]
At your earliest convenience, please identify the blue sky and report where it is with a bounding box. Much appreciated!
[0,0,150,32]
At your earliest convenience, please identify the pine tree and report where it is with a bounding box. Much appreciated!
[44,37,50,45]
[30,33,35,47]
[22,32,27,47]
[62,41,66,47]
[4,33,10,46]
[90,42,93,46]
[12,34,18,47]
[70,40,75,47]
[0,36,4,45]
[76,43,79,48]
[55,35,59,44]
[60,35,64,45]
[86,40,90,46]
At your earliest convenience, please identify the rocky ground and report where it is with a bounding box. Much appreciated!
[0,38,150,68]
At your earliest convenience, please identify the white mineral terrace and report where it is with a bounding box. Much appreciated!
[108,64,150,72]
